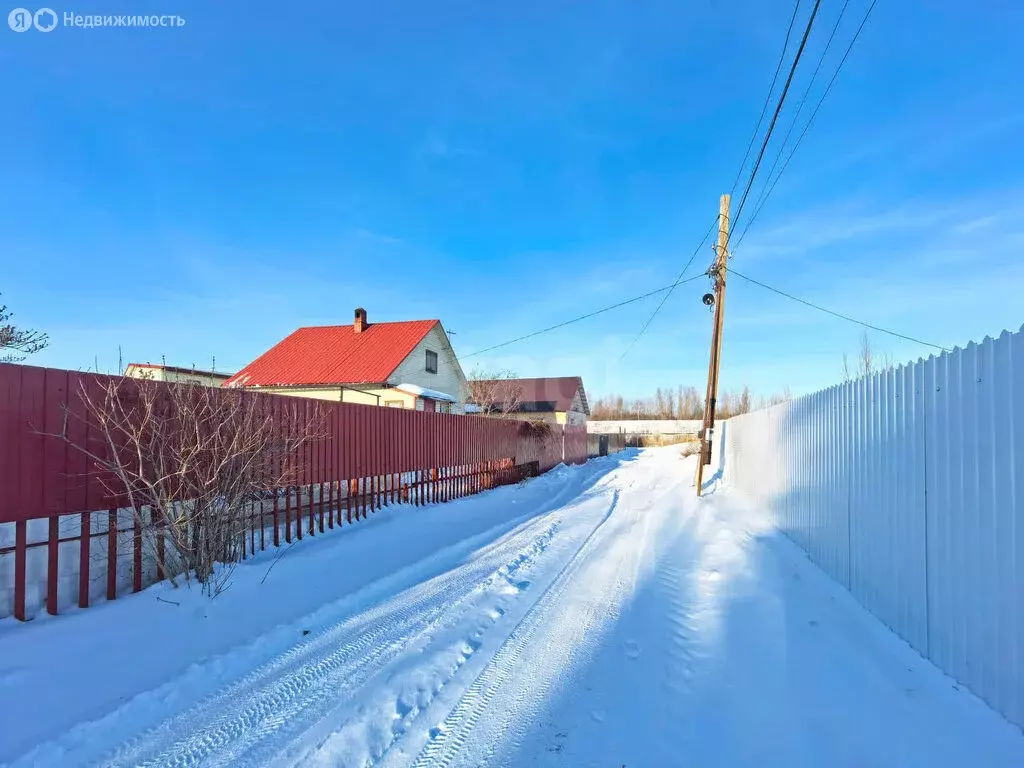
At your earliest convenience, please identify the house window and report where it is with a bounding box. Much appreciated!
[438,402,451,414]
[425,349,438,374]
[384,400,404,408]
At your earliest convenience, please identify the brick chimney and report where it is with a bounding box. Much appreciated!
[354,307,368,333]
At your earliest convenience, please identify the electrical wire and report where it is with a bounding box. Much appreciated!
[464,0,879,364]
[732,0,880,254]
[618,219,718,361]
[748,0,852,219]
[620,1,808,363]
[731,0,824,235]
[728,0,803,198]
[461,274,707,359]
[725,265,949,352]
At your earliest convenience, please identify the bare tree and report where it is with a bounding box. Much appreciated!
[678,386,703,419]
[1,296,48,362]
[859,330,873,378]
[61,377,325,595]
[738,385,751,415]
[466,367,524,417]
[655,387,670,419]
[590,385,788,420]
[843,332,900,382]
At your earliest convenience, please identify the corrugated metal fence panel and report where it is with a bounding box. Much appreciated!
[1,363,594,620]
[0,364,583,524]
[724,325,1024,729]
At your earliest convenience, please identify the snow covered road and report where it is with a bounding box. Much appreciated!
[2,447,1022,767]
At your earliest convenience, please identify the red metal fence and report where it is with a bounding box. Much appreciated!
[0,364,587,620]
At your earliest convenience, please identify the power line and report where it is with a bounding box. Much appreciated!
[618,219,718,361]
[732,0,880,253]
[618,2,811,364]
[731,0,824,234]
[748,0,852,219]
[620,1,810,363]
[728,0,803,198]
[725,265,949,352]
[462,273,707,358]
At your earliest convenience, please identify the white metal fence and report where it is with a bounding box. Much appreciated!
[587,419,703,435]
[724,325,1024,729]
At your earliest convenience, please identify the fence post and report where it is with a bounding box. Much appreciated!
[285,488,293,544]
[318,483,325,533]
[273,491,281,547]
[347,479,355,523]
[308,482,316,535]
[47,515,60,614]
[132,510,143,593]
[106,508,118,602]
[14,520,27,620]
[79,510,91,608]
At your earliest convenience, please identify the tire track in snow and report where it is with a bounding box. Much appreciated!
[407,488,623,768]
[401,454,690,768]
[101,525,559,768]
[83,463,627,768]
[296,483,634,768]
[401,479,679,768]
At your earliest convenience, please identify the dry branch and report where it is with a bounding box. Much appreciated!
[467,368,525,417]
[62,377,326,595]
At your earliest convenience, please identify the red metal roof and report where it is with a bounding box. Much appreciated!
[224,320,439,388]
[474,376,589,415]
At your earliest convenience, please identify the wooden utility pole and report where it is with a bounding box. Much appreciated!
[696,193,730,496]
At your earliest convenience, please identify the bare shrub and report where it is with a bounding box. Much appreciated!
[63,378,325,595]
[679,438,701,458]
[467,368,525,417]
[519,419,553,439]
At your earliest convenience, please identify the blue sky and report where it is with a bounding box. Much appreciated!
[3,0,1023,399]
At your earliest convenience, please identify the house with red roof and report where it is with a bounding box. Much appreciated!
[467,376,590,426]
[224,308,467,413]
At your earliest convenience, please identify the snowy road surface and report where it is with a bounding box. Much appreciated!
[2,447,1023,767]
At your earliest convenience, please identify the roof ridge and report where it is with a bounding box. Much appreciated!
[295,319,439,331]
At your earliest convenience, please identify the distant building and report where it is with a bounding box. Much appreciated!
[468,376,590,426]
[123,363,233,388]
[223,308,467,413]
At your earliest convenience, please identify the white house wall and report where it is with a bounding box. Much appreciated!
[567,390,588,425]
[388,325,467,412]
[123,366,229,389]
[723,325,1024,729]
